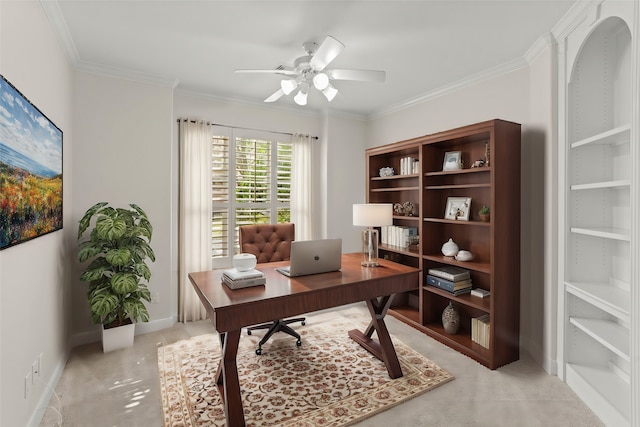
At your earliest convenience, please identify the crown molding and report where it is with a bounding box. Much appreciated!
[40,0,79,64]
[369,56,529,120]
[551,0,603,42]
[74,61,179,88]
[523,33,557,64]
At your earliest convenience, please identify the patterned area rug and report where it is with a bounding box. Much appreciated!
[158,315,453,427]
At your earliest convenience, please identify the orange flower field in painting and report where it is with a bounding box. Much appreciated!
[0,162,62,248]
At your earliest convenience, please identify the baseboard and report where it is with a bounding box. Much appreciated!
[26,348,69,427]
[522,338,558,376]
[69,315,177,349]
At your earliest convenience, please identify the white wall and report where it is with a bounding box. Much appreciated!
[0,2,74,427]
[367,58,557,370]
[526,43,558,374]
[71,72,175,342]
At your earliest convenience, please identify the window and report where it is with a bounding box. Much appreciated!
[211,128,292,266]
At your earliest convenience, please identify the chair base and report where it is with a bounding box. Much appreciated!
[247,318,305,355]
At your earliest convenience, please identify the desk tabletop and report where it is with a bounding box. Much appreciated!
[189,253,420,332]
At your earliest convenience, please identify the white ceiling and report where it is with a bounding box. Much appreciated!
[44,0,576,117]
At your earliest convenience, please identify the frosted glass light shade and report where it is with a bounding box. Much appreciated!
[353,203,393,226]
[313,72,330,90]
[294,89,308,105]
[281,79,298,95]
[322,84,338,102]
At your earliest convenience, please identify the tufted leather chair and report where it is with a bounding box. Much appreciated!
[239,223,305,355]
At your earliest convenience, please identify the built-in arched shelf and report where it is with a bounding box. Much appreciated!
[558,3,637,427]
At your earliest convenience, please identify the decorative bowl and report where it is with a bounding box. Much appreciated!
[454,250,474,262]
[233,253,257,271]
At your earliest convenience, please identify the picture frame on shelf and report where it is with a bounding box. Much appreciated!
[443,151,462,171]
[445,197,471,221]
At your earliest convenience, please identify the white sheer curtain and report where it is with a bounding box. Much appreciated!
[178,119,212,322]
[291,133,313,240]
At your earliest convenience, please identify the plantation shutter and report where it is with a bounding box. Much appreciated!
[210,127,292,268]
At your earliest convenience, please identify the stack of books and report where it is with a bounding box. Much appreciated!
[472,314,490,349]
[381,225,418,248]
[222,268,266,290]
[426,266,472,296]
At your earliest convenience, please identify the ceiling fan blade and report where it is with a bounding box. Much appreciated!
[264,89,285,103]
[235,69,297,76]
[309,36,345,71]
[329,69,386,82]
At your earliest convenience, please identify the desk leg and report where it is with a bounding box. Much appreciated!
[216,330,245,427]
[348,295,403,379]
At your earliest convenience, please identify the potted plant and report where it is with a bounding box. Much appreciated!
[77,202,155,352]
[478,205,490,222]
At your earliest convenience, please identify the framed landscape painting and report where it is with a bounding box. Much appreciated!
[0,74,63,250]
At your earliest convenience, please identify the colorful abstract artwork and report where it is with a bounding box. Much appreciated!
[0,75,63,250]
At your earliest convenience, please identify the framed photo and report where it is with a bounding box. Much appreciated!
[0,74,63,250]
[443,151,462,171]
[445,197,471,221]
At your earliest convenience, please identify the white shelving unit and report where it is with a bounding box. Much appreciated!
[558,1,638,426]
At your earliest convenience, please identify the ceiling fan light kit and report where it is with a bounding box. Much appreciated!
[235,35,385,106]
[281,79,298,95]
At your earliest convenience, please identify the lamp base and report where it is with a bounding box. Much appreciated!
[361,260,380,267]
[361,228,380,268]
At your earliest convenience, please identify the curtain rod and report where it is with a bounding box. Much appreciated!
[177,119,318,140]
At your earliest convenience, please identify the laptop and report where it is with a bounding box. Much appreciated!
[276,238,342,277]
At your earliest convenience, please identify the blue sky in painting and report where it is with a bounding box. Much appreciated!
[0,77,62,176]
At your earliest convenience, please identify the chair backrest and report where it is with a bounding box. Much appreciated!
[239,223,295,264]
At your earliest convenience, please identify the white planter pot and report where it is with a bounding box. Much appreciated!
[102,323,135,353]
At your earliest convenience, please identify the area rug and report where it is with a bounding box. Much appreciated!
[158,315,453,427]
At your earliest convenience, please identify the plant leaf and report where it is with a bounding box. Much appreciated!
[90,292,119,317]
[105,248,131,266]
[78,202,108,239]
[111,272,138,294]
[96,216,127,241]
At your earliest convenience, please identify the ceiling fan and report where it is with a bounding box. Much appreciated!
[235,36,386,105]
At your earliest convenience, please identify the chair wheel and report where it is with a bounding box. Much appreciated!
[256,348,262,355]
[247,330,252,335]
[296,340,302,347]
[301,321,306,326]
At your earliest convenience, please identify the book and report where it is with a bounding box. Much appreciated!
[222,274,266,290]
[471,288,490,298]
[426,274,472,293]
[471,314,490,349]
[222,268,264,281]
[427,266,470,281]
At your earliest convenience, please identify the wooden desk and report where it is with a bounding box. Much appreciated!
[189,252,420,427]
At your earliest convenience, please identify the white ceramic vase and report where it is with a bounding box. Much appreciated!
[441,238,459,257]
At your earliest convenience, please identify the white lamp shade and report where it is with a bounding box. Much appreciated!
[294,89,308,105]
[313,72,330,90]
[322,84,338,102]
[281,79,298,95]
[353,203,393,226]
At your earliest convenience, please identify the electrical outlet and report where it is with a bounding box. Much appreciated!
[151,292,160,304]
[32,360,38,382]
[24,371,32,398]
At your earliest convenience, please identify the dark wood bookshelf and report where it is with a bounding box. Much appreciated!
[366,119,521,369]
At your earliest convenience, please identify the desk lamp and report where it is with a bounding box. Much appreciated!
[353,203,393,267]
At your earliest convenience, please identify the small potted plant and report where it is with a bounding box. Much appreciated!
[77,202,155,352]
[478,205,490,222]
